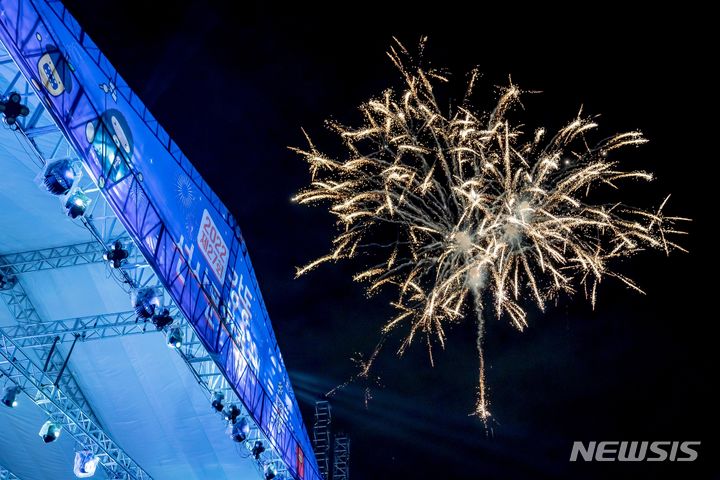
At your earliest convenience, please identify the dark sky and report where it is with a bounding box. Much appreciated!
[61,2,715,479]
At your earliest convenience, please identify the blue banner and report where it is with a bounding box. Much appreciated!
[0,1,319,478]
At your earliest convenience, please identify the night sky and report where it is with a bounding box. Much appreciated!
[61,2,715,479]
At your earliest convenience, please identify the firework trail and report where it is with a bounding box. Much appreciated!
[293,38,687,419]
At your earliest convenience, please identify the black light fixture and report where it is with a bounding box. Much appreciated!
[0,272,16,290]
[0,92,30,126]
[224,404,241,424]
[264,464,276,480]
[252,440,266,460]
[231,417,250,443]
[151,308,173,330]
[133,288,160,320]
[39,420,62,443]
[211,391,224,412]
[43,159,80,196]
[103,240,129,268]
[1,385,20,408]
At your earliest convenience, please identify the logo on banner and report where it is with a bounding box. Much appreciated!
[36,44,73,97]
[198,209,229,282]
[85,109,134,183]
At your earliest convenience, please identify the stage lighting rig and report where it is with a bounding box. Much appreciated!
[211,391,224,412]
[166,326,183,349]
[252,440,266,460]
[73,450,99,478]
[43,159,81,195]
[132,287,161,320]
[65,188,91,219]
[0,272,16,290]
[104,240,129,268]
[151,308,174,330]
[224,404,241,424]
[264,464,277,480]
[231,417,250,443]
[1,385,20,408]
[39,420,62,443]
[0,92,30,126]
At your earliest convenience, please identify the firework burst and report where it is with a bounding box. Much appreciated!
[293,39,687,419]
[176,173,195,208]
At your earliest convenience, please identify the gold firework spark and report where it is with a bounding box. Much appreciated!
[292,39,688,419]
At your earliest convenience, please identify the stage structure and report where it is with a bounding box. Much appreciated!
[0,0,320,479]
[311,401,350,480]
[312,401,331,479]
[332,434,350,480]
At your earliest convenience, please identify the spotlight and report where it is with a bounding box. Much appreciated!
[1,385,20,408]
[231,417,250,443]
[211,391,224,412]
[0,92,30,126]
[73,450,99,478]
[43,159,80,195]
[39,420,62,443]
[103,240,129,268]
[252,440,266,460]
[264,464,277,480]
[224,404,241,424]
[132,287,160,319]
[65,189,91,218]
[166,326,183,349]
[151,308,174,330]
[0,272,16,290]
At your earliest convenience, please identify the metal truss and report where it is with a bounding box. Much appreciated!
[332,434,350,480]
[1,303,291,479]
[5,216,288,477]
[313,401,332,479]
[0,462,20,480]
[0,333,151,479]
[0,266,134,478]
[0,309,166,350]
[0,239,142,274]
[0,254,100,419]
[0,271,42,323]
[0,241,107,274]
[0,243,293,477]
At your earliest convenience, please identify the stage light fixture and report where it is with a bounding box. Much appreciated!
[132,287,161,320]
[65,189,91,218]
[151,308,174,330]
[0,272,16,291]
[224,404,241,424]
[73,450,99,478]
[253,440,266,460]
[103,240,129,268]
[43,159,80,195]
[264,464,277,480]
[166,326,183,349]
[0,92,30,126]
[211,391,224,412]
[1,385,20,408]
[231,417,250,443]
[39,420,62,443]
